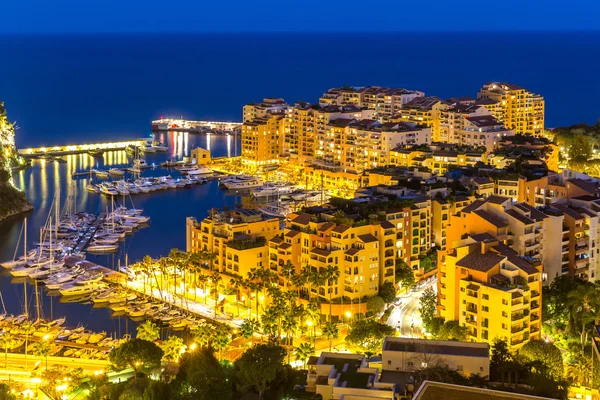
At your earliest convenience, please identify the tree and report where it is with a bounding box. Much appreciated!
[109,338,163,381]
[240,318,260,347]
[436,320,468,341]
[566,284,597,348]
[37,365,83,400]
[366,296,385,316]
[136,320,160,342]
[490,338,511,383]
[345,318,395,357]
[0,333,15,369]
[212,325,231,361]
[569,133,592,162]
[395,260,415,290]
[566,357,592,386]
[235,344,286,398]
[295,342,314,369]
[160,336,187,362]
[192,324,214,348]
[518,340,564,380]
[322,321,339,352]
[419,287,438,334]
[177,347,233,400]
[378,281,396,304]
[324,264,340,320]
[0,383,16,400]
[32,340,51,370]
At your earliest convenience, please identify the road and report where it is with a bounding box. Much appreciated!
[387,278,436,338]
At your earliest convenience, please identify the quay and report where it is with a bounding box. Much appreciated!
[18,139,148,158]
[152,118,241,133]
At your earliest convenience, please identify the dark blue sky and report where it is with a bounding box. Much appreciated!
[2,0,599,33]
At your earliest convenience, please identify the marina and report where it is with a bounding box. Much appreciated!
[18,139,148,158]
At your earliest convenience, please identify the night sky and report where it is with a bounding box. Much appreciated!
[2,0,599,33]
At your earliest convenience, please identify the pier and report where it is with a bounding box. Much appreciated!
[152,118,241,132]
[18,139,148,158]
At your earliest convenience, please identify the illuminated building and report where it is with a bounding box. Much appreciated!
[477,82,544,136]
[395,97,448,142]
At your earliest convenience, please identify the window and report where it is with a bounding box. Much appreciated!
[387,360,391,365]
[421,362,428,368]
[482,294,489,300]
[502,323,507,330]
[502,311,507,317]
[502,299,508,305]
[407,361,414,367]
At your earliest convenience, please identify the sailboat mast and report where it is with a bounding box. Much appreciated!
[23,218,28,319]
[34,280,41,321]
[55,187,60,239]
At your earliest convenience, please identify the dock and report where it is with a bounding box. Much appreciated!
[18,139,148,158]
[152,118,241,133]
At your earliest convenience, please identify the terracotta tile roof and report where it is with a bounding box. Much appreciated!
[318,222,336,232]
[292,213,312,225]
[332,224,351,233]
[505,209,534,225]
[345,248,360,256]
[379,220,395,229]
[486,195,510,205]
[492,243,539,275]
[279,243,292,250]
[473,209,508,228]
[311,248,331,256]
[285,230,301,238]
[358,234,378,243]
[456,251,504,272]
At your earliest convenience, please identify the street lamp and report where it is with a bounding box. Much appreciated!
[189,343,197,351]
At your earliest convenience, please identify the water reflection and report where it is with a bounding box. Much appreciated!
[0,132,240,334]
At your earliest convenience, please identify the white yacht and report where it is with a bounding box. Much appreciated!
[59,281,106,296]
[223,176,264,190]
[186,166,213,176]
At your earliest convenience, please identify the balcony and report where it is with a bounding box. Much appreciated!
[466,305,478,313]
[511,323,528,334]
[511,312,526,321]
[465,318,477,326]
[530,302,540,310]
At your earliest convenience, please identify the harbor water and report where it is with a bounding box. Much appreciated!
[0,132,241,335]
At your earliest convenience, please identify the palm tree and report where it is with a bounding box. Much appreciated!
[281,261,295,290]
[136,320,160,342]
[282,314,299,364]
[291,272,306,301]
[32,340,51,370]
[261,309,278,340]
[295,342,315,369]
[196,273,209,304]
[301,265,312,301]
[213,325,231,361]
[240,318,261,346]
[324,265,340,321]
[192,324,214,348]
[211,271,223,318]
[309,268,326,307]
[567,285,596,348]
[142,255,162,301]
[158,257,170,301]
[245,278,261,318]
[160,336,187,362]
[305,301,320,342]
[566,357,592,386]
[322,321,339,352]
[229,275,245,317]
[20,320,34,368]
[0,333,15,368]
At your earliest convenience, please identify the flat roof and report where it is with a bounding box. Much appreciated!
[383,338,489,358]
[414,381,556,400]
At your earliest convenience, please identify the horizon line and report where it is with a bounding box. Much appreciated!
[1,28,599,35]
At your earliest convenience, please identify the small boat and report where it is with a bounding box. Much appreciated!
[140,145,157,153]
[186,166,213,176]
[151,142,168,152]
[87,183,100,193]
[88,332,106,344]
[87,243,119,253]
[88,148,104,157]
[94,169,109,178]
[63,348,76,357]
[108,168,125,176]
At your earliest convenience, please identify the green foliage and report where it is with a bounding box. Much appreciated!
[295,342,315,369]
[0,184,31,220]
[0,384,15,400]
[518,340,564,380]
[569,133,593,162]
[175,347,233,400]
[395,260,415,289]
[419,287,438,334]
[435,320,468,341]
[136,320,160,342]
[109,339,163,379]
[366,295,385,315]
[160,336,187,362]
[345,318,395,357]
[378,281,396,304]
[235,344,286,398]
[419,252,437,274]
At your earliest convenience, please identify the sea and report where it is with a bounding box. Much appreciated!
[0,31,598,335]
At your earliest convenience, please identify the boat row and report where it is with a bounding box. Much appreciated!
[87,176,207,196]
[220,175,264,190]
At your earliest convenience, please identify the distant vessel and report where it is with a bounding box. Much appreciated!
[88,148,104,157]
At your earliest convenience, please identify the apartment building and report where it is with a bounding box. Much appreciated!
[555,204,598,281]
[496,135,559,172]
[396,97,448,142]
[242,97,288,123]
[461,115,513,152]
[268,213,397,305]
[319,86,424,121]
[317,118,431,173]
[382,337,490,377]
[439,234,542,351]
[438,102,491,144]
[241,113,288,166]
[477,82,545,136]
[432,196,473,253]
[185,209,281,278]
[307,352,396,400]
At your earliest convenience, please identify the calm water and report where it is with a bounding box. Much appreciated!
[0,31,599,333]
[0,133,241,334]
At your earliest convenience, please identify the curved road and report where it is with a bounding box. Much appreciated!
[387,278,436,338]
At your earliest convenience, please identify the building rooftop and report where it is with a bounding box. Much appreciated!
[466,115,503,128]
[358,233,378,243]
[473,209,508,228]
[403,96,445,110]
[337,372,372,389]
[413,381,555,400]
[383,337,489,358]
[505,209,534,225]
[456,248,505,272]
